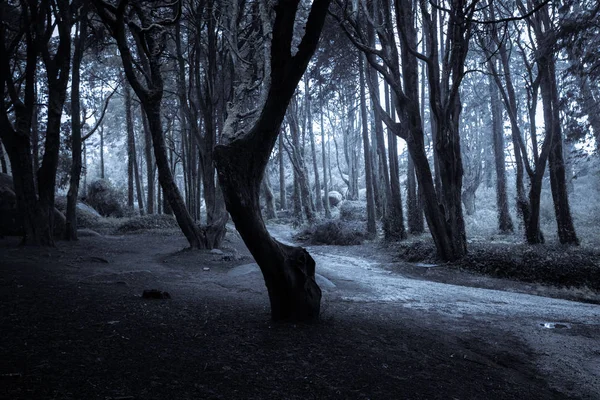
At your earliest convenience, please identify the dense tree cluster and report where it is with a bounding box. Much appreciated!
[1,0,598,320]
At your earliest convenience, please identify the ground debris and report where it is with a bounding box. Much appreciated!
[90,256,110,263]
[141,289,171,299]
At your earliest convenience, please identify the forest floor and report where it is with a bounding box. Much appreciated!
[1,224,599,400]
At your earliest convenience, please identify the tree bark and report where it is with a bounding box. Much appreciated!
[359,55,377,236]
[142,112,154,214]
[262,172,277,220]
[306,76,323,213]
[287,102,316,224]
[66,10,88,241]
[542,52,579,245]
[319,83,331,218]
[214,0,331,321]
[279,134,287,210]
[488,74,513,233]
[386,82,413,235]
[35,1,72,245]
[125,83,135,208]
[93,0,224,249]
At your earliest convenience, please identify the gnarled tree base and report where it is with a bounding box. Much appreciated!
[215,140,321,322]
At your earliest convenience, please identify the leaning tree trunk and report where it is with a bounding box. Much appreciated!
[145,101,223,248]
[214,0,330,321]
[93,0,227,248]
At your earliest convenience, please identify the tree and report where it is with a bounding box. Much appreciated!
[518,0,578,245]
[479,1,545,243]
[334,0,474,261]
[305,75,324,213]
[93,0,225,249]
[214,0,331,321]
[488,72,513,233]
[284,97,316,224]
[359,54,377,236]
[0,0,72,245]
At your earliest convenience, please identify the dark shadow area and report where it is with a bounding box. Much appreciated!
[0,233,570,400]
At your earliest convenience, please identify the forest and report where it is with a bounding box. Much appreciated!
[1,0,599,399]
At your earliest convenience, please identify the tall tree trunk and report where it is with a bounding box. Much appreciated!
[484,32,541,242]
[83,143,87,194]
[406,154,423,234]
[35,4,72,245]
[279,134,287,210]
[142,112,154,214]
[287,104,316,224]
[93,0,224,248]
[306,76,323,213]
[293,174,303,224]
[146,100,222,248]
[386,83,412,235]
[100,124,105,179]
[343,95,359,200]
[400,0,466,260]
[66,10,88,241]
[214,0,331,321]
[359,55,376,236]
[319,83,331,218]
[262,172,277,220]
[489,74,513,233]
[542,55,579,244]
[125,83,135,208]
[32,98,40,176]
[131,102,145,215]
[369,68,403,238]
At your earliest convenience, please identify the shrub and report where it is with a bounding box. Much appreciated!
[305,220,367,246]
[85,179,125,218]
[339,201,366,222]
[76,204,102,229]
[116,214,179,233]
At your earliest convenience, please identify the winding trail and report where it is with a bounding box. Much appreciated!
[254,226,600,399]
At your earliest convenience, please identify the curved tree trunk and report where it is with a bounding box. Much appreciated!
[93,0,225,249]
[145,102,220,249]
[214,0,331,321]
[216,137,320,321]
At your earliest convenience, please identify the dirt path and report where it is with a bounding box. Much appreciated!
[1,229,598,399]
